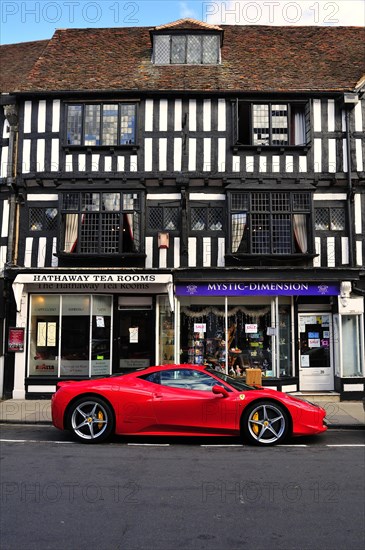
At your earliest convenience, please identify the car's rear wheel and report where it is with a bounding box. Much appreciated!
[68,396,114,443]
[241,400,289,446]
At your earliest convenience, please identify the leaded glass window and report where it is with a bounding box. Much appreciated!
[29,207,58,231]
[190,206,223,232]
[60,192,142,255]
[315,207,346,231]
[148,206,180,231]
[236,102,308,146]
[230,192,312,255]
[66,103,137,146]
[154,34,220,65]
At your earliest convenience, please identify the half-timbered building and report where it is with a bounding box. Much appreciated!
[1,19,364,400]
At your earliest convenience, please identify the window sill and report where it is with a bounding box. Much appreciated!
[56,252,146,259]
[63,144,139,153]
[232,144,309,154]
[225,253,317,266]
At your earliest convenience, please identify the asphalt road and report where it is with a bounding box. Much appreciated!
[1,425,364,550]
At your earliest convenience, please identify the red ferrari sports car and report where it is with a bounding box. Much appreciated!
[51,364,327,446]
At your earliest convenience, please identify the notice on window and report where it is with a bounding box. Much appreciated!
[37,322,47,347]
[308,338,320,348]
[96,316,105,328]
[194,323,206,333]
[129,327,139,343]
[245,324,258,334]
[322,315,330,327]
[301,355,310,367]
[47,322,57,346]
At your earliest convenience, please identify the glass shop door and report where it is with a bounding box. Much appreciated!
[114,297,155,372]
[298,313,334,391]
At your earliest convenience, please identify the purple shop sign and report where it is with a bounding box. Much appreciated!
[176,283,340,297]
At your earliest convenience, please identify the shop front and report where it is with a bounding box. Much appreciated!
[174,279,365,396]
[9,271,173,398]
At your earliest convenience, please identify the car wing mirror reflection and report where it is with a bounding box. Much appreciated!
[212,385,229,398]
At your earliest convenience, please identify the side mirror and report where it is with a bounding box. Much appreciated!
[212,385,229,398]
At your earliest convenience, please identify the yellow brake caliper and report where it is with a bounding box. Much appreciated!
[97,410,104,429]
[252,411,260,435]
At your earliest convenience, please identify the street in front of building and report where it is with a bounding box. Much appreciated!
[1,424,364,550]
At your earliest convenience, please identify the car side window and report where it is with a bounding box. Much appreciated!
[144,372,161,385]
[159,369,226,392]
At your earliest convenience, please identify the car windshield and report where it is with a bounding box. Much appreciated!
[206,367,255,391]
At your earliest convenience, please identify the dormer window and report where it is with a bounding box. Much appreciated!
[153,34,220,65]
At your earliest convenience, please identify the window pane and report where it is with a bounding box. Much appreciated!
[315,208,330,230]
[102,104,118,145]
[237,103,251,145]
[341,316,363,376]
[232,193,249,211]
[62,193,79,211]
[273,214,291,253]
[148,207,163,230]
[101,213,120,253]
[252,193,269,212]
[61,296,90,376]
[202,35,219,64]
[123,193,140,210]
[164,208,179,230]
[331,208,345,230]
[122,212,140,252]
[187,35,201,64]
[45,208,58,230]
[291,105,306,145]
[82,193,100,212]
[171,35,185,63]
[132,212,141,251]
[91,296,112,375]
[208,207,223,230]
[84,105,100,146]
[251,214,270,253]
[272,193,290,212]
[120,104,136,145]
[154,35,170,64]
[102,193,120,211]
[232,212,247,253]
[80,213,99,253]
[67,105,82,145]
[293,193,310,211]
[191,208,206,230]
[253,104,269,145]
[28,295,60,376]
[62,213,79,253]
[29,208,44,231]
[271,104,288,145]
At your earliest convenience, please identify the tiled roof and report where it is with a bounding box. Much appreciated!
[1,22,364,94]
[0,40,49,93]
[153,18,222,31]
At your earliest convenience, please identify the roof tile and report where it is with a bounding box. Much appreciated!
[1,22,364,94]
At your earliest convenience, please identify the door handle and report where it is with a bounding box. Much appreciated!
[153,393,163,399]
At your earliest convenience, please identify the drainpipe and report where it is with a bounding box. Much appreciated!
[3,103,19,266]
[342,93,358,268]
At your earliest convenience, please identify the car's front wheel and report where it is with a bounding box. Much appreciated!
[68,396,114,443]
[241,400,289,446]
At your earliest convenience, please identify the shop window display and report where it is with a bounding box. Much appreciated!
[28,294,112,377]
[279,305,292,377]
[159,296,175,364]
[180,304,275,377]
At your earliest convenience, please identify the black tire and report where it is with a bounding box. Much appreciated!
[241,400,289,446]
[67,396,114,443]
